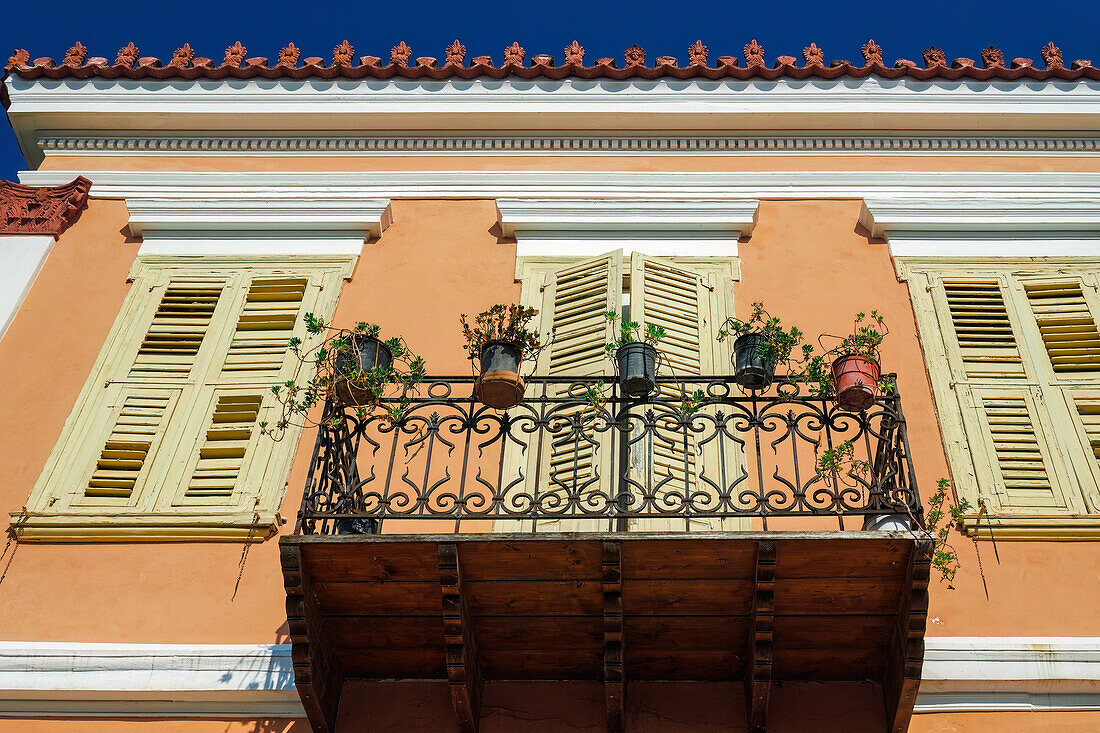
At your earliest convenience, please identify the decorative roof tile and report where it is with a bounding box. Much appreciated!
[5,41,1098,84]
[0,177,91,238]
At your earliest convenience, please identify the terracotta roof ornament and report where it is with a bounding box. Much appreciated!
[656,56,677,67]
[503,42,525,66]
[390,42,412,67]
[113,42,139,68]
[743,39,765,68]
[802,43,824,67]
[980,46,1005,69]
[1042,41,1064,70]
[563,41,585,65]
[6,49,30,70]
[223,42,247,67]
[62,42,87,66]
[923,47,947,67]
[169,43,195,68]
[0,177,91,238]
[333,40,355,67]
[861,39,883,66]
[445,40,466,66]
[278,43,301,67]
[624,45,646,67]
[687,40,708,66]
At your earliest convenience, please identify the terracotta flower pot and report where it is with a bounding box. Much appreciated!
[332,335,393,406]
[617,342,658,397]
[474,341,526,409]
[831,354,881,411]
[733,332,777,391]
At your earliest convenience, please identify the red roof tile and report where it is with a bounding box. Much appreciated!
[3,40,1097,83]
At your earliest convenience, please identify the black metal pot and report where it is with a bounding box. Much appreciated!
[616,342,658,397]
[335,335,393,378]
[733,332,777,391]
[479,341,523,374]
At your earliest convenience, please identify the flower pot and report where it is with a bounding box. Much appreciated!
[474,341,526,409]
[332,335,393,406]
[732,332,777,391]
[617,342,658,397]
[831,354,881,411]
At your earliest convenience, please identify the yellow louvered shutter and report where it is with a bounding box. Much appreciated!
[942,280,1025,380]
[129,281,224,379]
[221,277,309,379]
[513,252,622,531]
[1022,279,1100,376]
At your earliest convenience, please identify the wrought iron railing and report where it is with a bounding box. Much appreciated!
[294,375,923,535]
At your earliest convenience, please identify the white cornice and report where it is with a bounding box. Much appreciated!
[31,132,1100,158]
[861,196,1100,257]
[1,638,1097,717]
[126,196,392,256]
[497,198,758,235]
[8,76,1100,166]
[22,170,1100,202]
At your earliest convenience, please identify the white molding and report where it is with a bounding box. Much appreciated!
[32,132,1100,158]
[126,196,392,257]
[498,198,756,257]
[1,637,1098,718]
[0,642,302,718]
[861,196,1100,257]
[0,235,56,343]
[23,170,1100,203]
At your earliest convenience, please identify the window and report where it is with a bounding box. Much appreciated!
[504,250,741,531]
[902,261,1100,538]
[14,256,354,541]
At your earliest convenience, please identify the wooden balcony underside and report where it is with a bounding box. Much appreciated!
[282,531,930,733]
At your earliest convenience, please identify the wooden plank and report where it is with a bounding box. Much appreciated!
[603,540,625,733]
[623,616,749,650]
[481,649,603,679]
[465,580,603,616]
[625,650,741,680]
[622,540,757,579]
[302,542,440,582]
[885,540,932,733]
[474,616,603,650]
[623,579,754,615]
[459,540,601,580]
[770,615,895,647]
[773,646,885,681]
[325,616,445,650]
[747,539,776,733]
[773,577,903,615]
[774,539,910,578]
[311,581,441,615]
[440,543,483,733]
[335,648,444,679]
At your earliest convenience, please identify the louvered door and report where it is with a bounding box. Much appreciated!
[628,254,738,530]
[500,253,622,532]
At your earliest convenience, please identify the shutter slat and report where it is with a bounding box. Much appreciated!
[86,394,172,498]
[129,283,222,378]
[981,394,1058,506]
[944,281,1024,379]
[186,395,263,498]
[1025,280,1100,375]
[221,277,308,378]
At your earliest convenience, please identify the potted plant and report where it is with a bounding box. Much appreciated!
[806,311,890,411]
[461,304,542,409]
[604,311,666,397]
[717,302,812,391]
[261,316,427,439]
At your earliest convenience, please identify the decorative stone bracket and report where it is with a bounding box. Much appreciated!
[0,176,91,238]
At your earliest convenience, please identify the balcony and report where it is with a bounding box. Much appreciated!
[281,376,931,733]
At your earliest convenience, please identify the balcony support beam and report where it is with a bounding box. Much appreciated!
[440,543,483,733]
[885,539,932,733]
[603,540,625,733]
[746,539,776,733]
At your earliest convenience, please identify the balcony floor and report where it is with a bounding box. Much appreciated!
[282,531,930,733]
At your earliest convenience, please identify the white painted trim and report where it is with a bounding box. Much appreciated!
[0,235,56,343]
[23,170,1100,203]
[34,132,1100,158]
[515,236,740,258]
[497,198,758,235]
[1,637,1098,718]
[125,196,392,257]
[886,234,1100,258]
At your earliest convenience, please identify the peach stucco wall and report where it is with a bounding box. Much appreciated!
[2,194,1099,729]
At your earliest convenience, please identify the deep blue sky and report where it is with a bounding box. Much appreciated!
[3,0,1099,180]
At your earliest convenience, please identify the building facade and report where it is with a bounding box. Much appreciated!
[1,38,1099,732]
